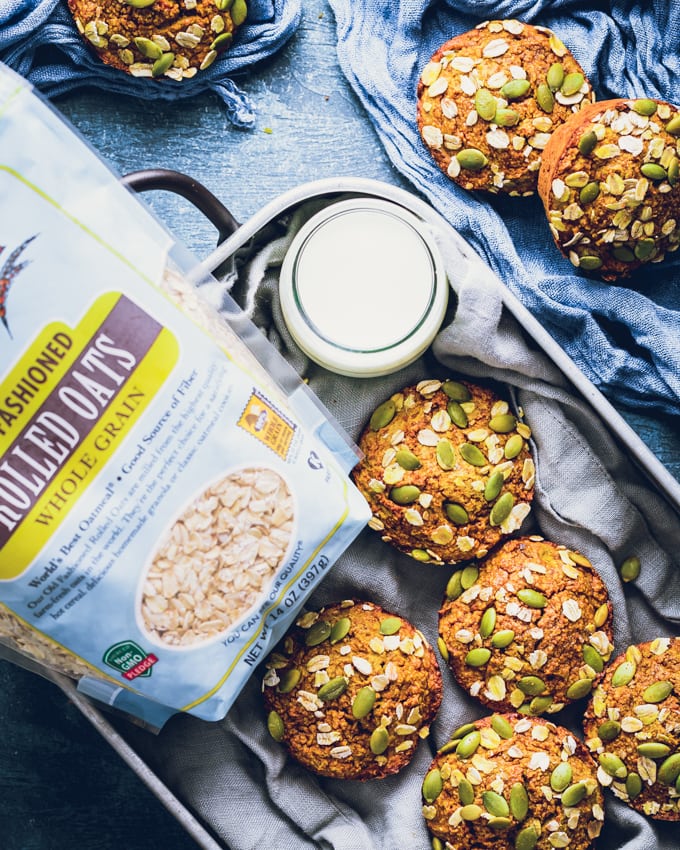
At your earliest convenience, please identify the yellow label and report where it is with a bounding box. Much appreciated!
[238,389,296,460]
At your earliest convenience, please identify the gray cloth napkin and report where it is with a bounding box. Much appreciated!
[125,201,680,850]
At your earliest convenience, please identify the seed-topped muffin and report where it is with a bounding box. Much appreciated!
[262,600,442,780]
[423,713,604,849]
[352,378,535,565]
[439,537,614,715]
[417,19,594,195]
[538,97,680,278]
[583,637,680,820]
[67,0,247,80]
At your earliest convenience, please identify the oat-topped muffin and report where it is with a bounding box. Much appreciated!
[439,537,614,715]
[352,378,535,565]
[417,19,594,195]
[262,600,442,780]
[68,0,247,80]
[538,97,680,278]
[423,713,604,849]
[583,637,680,820]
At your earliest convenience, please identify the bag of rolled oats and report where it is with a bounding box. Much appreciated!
[0,62,370,726]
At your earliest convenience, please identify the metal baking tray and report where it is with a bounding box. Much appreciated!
[7,172,680,849]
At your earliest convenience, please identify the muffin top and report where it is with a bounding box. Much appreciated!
[352,378,535,565]
[423,713,604,849]
[417,19,594,195]
[583,636,680,820]
[262,599,442,780]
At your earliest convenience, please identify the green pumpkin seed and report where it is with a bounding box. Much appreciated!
[459,443,487,466]
[676,774,680,793]
[317,676,348,701]
[395,448,421,470]
[488,817,513,831]
[546,62,564,91]
[517,676,546,696]
[449,721,477,742]
[491,714,514,739]
[580,181,600,204]
[456,148,488,171]
[632,98,657,116]
[611,659,636,687]
[123,0,155,7]
[634,238,657,260]
[210,32,233,50]
[370,725,389,754]
[528,695,553,715]
[597,720,622,742]
[561,781,587,807]
[517,588,547,608]
[352,686,376,719]
[613,246,636,263]
[582,644,605,673]
[626,772,643,799]
[447,400,468,428]
[515,825,540,850]
[437,636,449,661]
[637,742,671,759]
[216,0,234,9]
[594,602,610,628]
[445,569,464,600]
[578,130,598,156]
[504,433,524,459]
[479,606,497,638]
[490,492,514,526]
[380,617,401,635]
[482,790,509,818]
[495,108,520,127]
[370,399,396,431]
[277,668,301,693]
[456,729,481,758]
[501,78,531,100]
[641,162,667,181]
[668,156,679,185]
[133,36,163,60]
[458,777,475,805]
[509,782,529,820]
[231,0,247,25]
[536,83,554,113]
[436,438,456,470]
[579,255,603,271]
[665,114,680,135]
[411,548,431,562]
[491,629,515,649]
[432,839,443,850]
[561,72,585,96]
[550,762,573,792]
[461,565,479,589]
[460,804,483,821]
[619,556,641,582]
[566,678,594,700]
[305,619,332,646]
[151,52,175,77]
[599,752,628,778]
[444,502,469,526]
[389,484,421,505]
[442,380,471,402]
[422,768,443,803]
[484,471,504,502]
[489,413,517,433]
[267,710,284,741]
[642,680,673,703]
[466,647,492,667]
[658,754,680,785]
[330,617,351,644]
[475,88,498,121]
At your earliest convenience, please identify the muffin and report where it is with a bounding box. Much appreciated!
[583,636,680,820]
[423,713,604,848]
[438,537,614,716]
[68,0,247,80]
[352,378,535,565]
[538,97,680,278]
[262,600,442,780]
[417,19,594,195]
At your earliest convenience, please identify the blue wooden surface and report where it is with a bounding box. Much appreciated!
[1,1,679,848]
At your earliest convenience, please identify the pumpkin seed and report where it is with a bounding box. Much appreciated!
[461,565,479,589]
[352,686,377,718]
[582,644,605,673]
[445,569,464,600]
[447,400,468,428]
[436,439,456,470]
[483,471,504,502]
[370,399,396,431]
[460,443,487,466]
[442,380,471,402]
[330,617,351,644]
[665,114,680,135]
[489,413,517,433]
[422,768,443,802]
[475,88,498,121]
[625,772,643,799]
[515,825,540,850]
[578,130,598,156]
[550,762,572,792]
[395,448,421,470]
[641,162,667,181]
[546,62,564,91]
[460,804,483,821]
[411,548,430,562]
[317,676,348,701]
[380,617,401,635]
[437,636,449,661]
[668,156,679,185]
[458,777,475,805]
[449,721,477,741]
[444,502,469,526]
[579,255,603,271]
[579,181,600,204]
[267,710,284,741]
[216,0,234,9]
[517,676,546,696]
[658,753,680,785]
[517,588,546,608]
[124,0,155,6]
[501,78,531,100]
[491,629,515,649]
[528,695,553,714]
[495,108,520,127]
[466,647,492,667]
[231,0,247,26]
[561,72,584,96]
[370,725,389,754]
[305,619,331,646]
[509,782,529,820]
[594,602,609,628]
[637,742,671,759]
[504,433,524,459]
[483,790,510,817]
[619,556,641,582]
[210,32,233,50]
[277,668,301,693]
[133,36,163,60]
[490,492,514,526]
[479,606,497,638]
[389,484,420,505]
[613,246,636,263]
[432,839,443,850]
[561,781,587,807]
[599,752,628,778]
[456,729,481,758]
[151,52,175,77]
[457,148,488,171]
[566,678,593,700]
[536,83,554,113]
[611,659,636,687]
[630,98,657,116]
[597,720,621,742]
[634,238,656,260]
[491,714,515,739]
[488,817,513,831]
[642,680,673,703]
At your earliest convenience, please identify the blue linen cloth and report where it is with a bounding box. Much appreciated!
[328,0,680,415]
[0,0,301,126]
